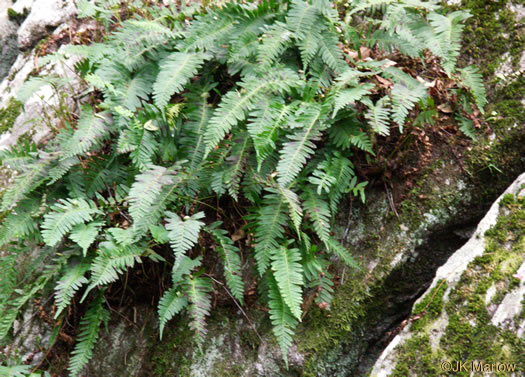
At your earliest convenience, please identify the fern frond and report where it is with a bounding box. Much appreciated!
[129,126,159,171]
[158,288,188,339]
[0,197,41,245]
[456,114,477,140]
[303,189,331,243]
[277,103,324,186]
[286,0,319,40]
[303,247,334,306]
[54,263,90,319]
[153,52,209,108]
[172,255,203,285]
[62,107,110,158]
[224,131,251,201]
[68,294,109,377]
[128,165,176,233]
[276,185,303,234]
[326,152,355,213]
[70,221,104,256]
[308,159,336,195]
[332,83,375,118]
[267,275,298,366]
[271,244,304,320]
[257,22,293,66]
[204,69,299,154]
[48,156,80,185]
[381,68,428,129]
[109,19,175,70]
[349,130,374,154]
[254,191,288,276]
[248,100,292,171]
[85,240,145,294]
[182,86,213,171]
[459,65,487,112]
[209,225,245,303]
[1,154,53,211]
[0,365,32,377]
[41,198,99,247]
[317,30,347,73]
[184,276,212,347]
[324,237,359,268]
[364,95,391,136]
[116,66,155,111]
[182,10,235,51]
[165,211,205,260]
[428,10,471,74]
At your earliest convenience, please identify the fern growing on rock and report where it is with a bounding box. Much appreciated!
[0,0,486,372]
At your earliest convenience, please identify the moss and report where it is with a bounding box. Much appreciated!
[0,98,23,134]
[390,334,441,377]
[389,191,525,376]
[410,280,447,332]
[6,7,28,23]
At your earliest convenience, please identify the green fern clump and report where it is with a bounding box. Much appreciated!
[0,0,486,371]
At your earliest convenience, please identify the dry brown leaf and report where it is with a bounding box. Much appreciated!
[360,46,371,59]
[437,103,453,113]
[376,75,393,88]
[232,228,246,242]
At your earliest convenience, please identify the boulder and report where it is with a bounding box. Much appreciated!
[371,173,525,376]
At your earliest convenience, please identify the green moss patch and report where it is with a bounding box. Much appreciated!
[0,98,22,134]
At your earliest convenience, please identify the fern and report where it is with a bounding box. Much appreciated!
[267,275,299,366]
[172,255,203,285]
[0,197,41,245]
[62,107,110,158]
[68,294,109,377]
[324,237,359,268]
[286,0,319,41]
[257,22,293,66]
[70,221,104,256]
[54,263,90,319]
[223,131,251,201]
[165,211,205,260]
[85,240,145,292]
[153,52,209,108]
[459,66,487,112]
[0,365,32,377]
[204,69,299,154]
[303,189,331,243]
[276,185,303,234]
[277,103,324,186]
[427,10,471,74]
[1,154,52,211]
[208,225,245,303]
[128,165,177,234]
[158,288,188,339]
[41,198,99,247]
[271,244,304,320]
[0,0,484,368]
[184,276,212,347]
[253,191,288,276]
[332,83,375,118]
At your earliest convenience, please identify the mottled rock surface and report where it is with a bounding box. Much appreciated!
[371,173,525,376]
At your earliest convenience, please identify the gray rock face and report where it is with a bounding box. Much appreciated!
[10,0,77,50]
[0,0,80,148]
[370,173,525,377]
[0,0,19,81]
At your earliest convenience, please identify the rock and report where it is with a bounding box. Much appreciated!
[0,44,83,149]
[12,0,77,50]
[0,0,19,81]
[370,172,525,377]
